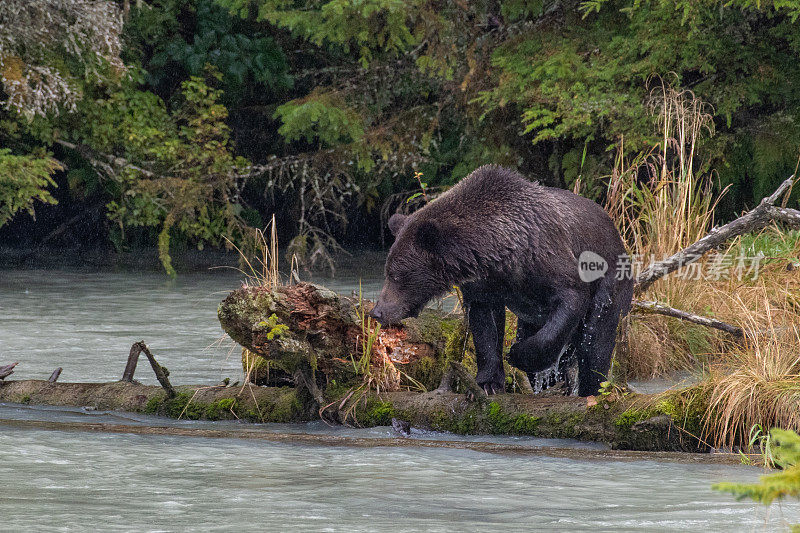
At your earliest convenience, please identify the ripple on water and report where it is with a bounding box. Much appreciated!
[3,424,798,532]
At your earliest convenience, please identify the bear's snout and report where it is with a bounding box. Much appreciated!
[369,305,385,324]
[370,300,405,326]
[369,303,394,326]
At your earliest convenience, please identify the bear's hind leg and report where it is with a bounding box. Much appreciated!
[509,318,555,374]
[575,281,631,396]
[468,302,506,395]
[508,289,586,374]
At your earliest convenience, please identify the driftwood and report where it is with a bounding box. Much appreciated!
[48,367,62,383]
[0,362,18,380]
[121,341,176,398]
[631,175,799,335]
[0,378,711,453]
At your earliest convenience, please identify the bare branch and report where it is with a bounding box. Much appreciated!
[0,362,18,380]
[55,139,156,178]
[632,300,744,337]
[635,175,798,293]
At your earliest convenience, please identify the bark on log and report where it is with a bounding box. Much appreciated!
[218,283,465,393]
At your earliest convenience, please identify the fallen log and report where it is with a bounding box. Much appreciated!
[627,174,799,337]
[213,281,721,451]
[0,378,709,452]
[218,282,467,395]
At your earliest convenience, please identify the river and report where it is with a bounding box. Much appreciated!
[0,264,798,531]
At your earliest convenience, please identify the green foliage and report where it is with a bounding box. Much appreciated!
[0,0,125,117]
[274,91,365,147]
[714,428,800,516]
[75,71,249,275]
[129,0,292,99]
[5,0,800,267]
[219,0,419,68]
[0,148,62,227]
[727,229,800,266]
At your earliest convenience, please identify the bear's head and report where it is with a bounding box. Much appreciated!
[370,213,451,326]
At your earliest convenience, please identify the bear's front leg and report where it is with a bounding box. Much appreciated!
[508,289,587,375]
[468,302,506,395]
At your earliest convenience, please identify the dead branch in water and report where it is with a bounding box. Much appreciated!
[48,367,63,383]
[0,362,18,380]
[635,175,799,294]
[121,341,175,398]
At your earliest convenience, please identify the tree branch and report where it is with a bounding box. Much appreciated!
[55,139,156,178]
[635,175,799,293]
[632,300,744,337]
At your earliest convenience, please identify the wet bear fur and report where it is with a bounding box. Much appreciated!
[370,165,634,396]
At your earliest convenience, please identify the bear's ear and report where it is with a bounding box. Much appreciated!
[388,213,409,236]
[415,220,441,253]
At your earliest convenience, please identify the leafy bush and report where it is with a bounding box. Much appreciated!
[0,148,62,227]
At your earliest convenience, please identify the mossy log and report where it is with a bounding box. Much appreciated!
[218,282,466,392]
[0,380,310,423]
[213,282,713,452]
[0,378,709,452]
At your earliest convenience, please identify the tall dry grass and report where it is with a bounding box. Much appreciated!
[606,85,728,378]
[701,296,800,448]
[226,215,284,384]
[603,84,800,445]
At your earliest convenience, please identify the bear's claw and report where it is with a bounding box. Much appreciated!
[483,383,503,395]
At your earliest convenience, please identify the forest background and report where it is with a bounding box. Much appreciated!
[2,0,800,275]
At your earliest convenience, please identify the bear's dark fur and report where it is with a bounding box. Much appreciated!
[371,165,634,396]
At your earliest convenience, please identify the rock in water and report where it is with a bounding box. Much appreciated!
[391,417,412,437]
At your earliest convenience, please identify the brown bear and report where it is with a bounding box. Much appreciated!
[370,165,634,396]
